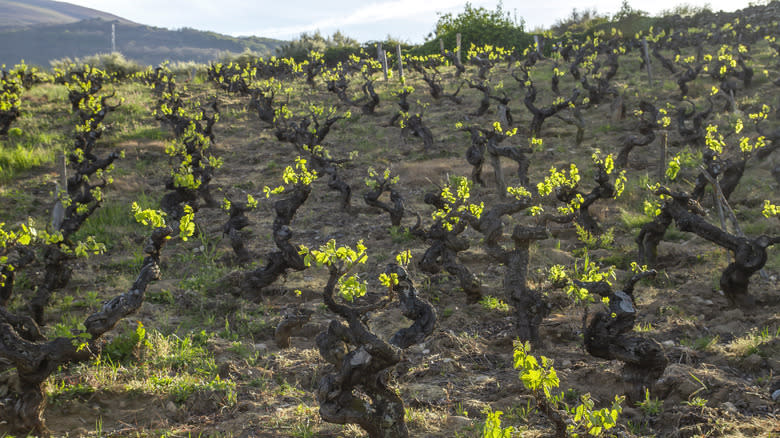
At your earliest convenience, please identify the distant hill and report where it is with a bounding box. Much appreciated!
[0,1,284,67]
[0,0,130,29]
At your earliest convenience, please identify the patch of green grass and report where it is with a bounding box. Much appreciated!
[633,322,654,332]
[87,325,236,413]
[131,153,164,174]
[145,330,217,374]
[72,199,140,250]
[619,207,652,230]
[24,82,69,103]
[115,125,168,142]
[275,377,306,398]
[1,83,73,180]
[47,381,95,404]
[0,187,38,221]
[228,340,260,363]
[598,248,634,270]
[103,321,150,363]
[635,388,662,416]
[727,325,780,358]
[217,307,271,341]
[148,288,175,304]
[594,123,618,133]
[681,334,719,351]
[177,261,231,292]
[389,225,414,243]
[480,295,510,312]
[0,140,58,180]
[147,372,236,406]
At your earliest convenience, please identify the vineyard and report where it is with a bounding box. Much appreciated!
[1,3,780,437]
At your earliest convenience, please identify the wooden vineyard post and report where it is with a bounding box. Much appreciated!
[51,151,66,230]
[396,43,404,82]
[456,33,462,64]
[439,39,444,54]
[658,130,667,183]
[642,37,653,87]
[378,43,388,81]
[534,35,541,55]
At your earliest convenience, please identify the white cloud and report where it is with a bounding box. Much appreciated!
[242,0,484,39]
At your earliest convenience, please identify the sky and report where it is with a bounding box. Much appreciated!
[64,0,754,43]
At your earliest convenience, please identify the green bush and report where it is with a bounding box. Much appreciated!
[103,321,150,363]
[549,8,611,36]
[51,52,144,79]
[276,30,360,64]
[413,2,534,55]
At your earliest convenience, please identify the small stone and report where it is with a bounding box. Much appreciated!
[475,375,492,384]
[743,353,763,371]
[704,300,714,305]
[166,401,177,412]
[422,349,430,355]
[446,415,473,428]
[662,340,675,347]
[408,343,426,354]
[721,401,738,413]
[772,389,780,401]
[253,343,267,353]
[443,358,453,364]
[562,360,572,367]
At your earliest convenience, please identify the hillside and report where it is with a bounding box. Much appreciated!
[0,2,283,67]
[0,3,779,438]
[0,0,129,28]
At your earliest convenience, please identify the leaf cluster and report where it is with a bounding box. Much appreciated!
[300,239,368,302]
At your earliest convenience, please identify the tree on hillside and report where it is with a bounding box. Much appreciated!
[276,30,359,63]
[424,2,531,51]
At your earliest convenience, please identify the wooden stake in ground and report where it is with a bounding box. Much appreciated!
[396,43,404,82]
[658,131,667,183]
[456,33,462,64]
[50,151,66,230]
[378,43,388,81]
[642,37,653,87]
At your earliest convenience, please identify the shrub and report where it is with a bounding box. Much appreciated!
[276,30,360,65]
[414,2,533,55]
[51,52,144,79]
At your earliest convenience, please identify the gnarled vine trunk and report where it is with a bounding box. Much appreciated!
[0,227,170,435]
[316,264,435,438]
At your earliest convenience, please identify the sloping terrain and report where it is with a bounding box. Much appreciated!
[0,0,128,29]
[0,5,779,438]
[0,1,283,67]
